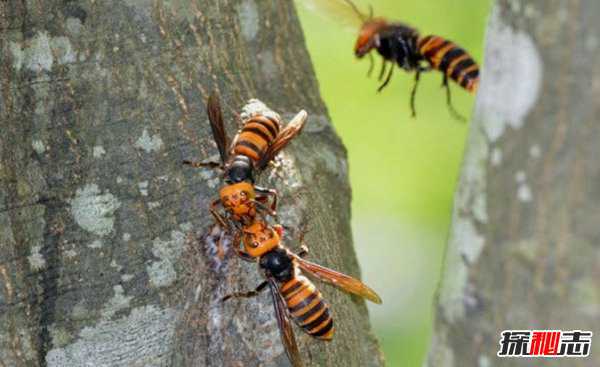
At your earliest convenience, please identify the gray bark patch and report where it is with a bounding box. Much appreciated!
[237,0,259,41]
[477,6,543,142]
[46,306,178,367]
[27,244,47,270]
[134,129,164,153]
[9,31,77,72]
[69,184,121,236]
[147,231,185,288]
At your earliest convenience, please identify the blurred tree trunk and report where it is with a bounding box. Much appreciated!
[0,1,383,366]
[428,1,600,366]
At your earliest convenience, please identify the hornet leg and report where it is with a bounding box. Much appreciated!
[252,200,278,220]
[230,231,255,263]
[297,246,309,258]
[377,63,394,92]
[378,59,387,81]
[234,248,255,262]
[210,199,230,230]
[442,74,467,122]
[182,160,221,169]
[296,220,311,258]
[254,185,278,213]
[367,53,375,77]
[410,70,422,118]
[222,281,269,302]
[410,66,433,118]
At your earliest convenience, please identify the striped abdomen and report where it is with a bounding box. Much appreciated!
[233,115,281,162]
[417,35,480,93]
[280,275,334,341]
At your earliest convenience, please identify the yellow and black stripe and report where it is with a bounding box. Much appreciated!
[280,275,334,340]
[417,35,480,93]
[233,115,281,162]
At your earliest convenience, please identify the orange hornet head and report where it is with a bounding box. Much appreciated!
[219,182,256,217]
[354,18,388,58]
[242,222,282,258]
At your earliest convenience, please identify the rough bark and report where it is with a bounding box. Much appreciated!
[0,1,383,366]
[427,1,600,366]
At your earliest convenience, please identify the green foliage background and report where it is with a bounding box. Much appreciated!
[297,1,492,365]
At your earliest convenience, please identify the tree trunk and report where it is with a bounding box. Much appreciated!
[427,1,600,366]
[0,1,383,366]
